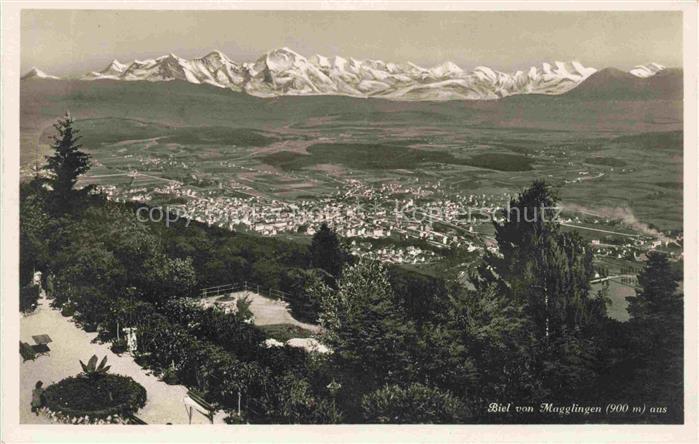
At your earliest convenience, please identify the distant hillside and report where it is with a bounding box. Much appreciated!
[564,68,682,100]
[19,78,683,167]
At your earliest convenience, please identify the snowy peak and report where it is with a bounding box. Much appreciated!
[546,60,596,79]
[21,67,61,80]
[244,47,338,96]
[629,62,666,78]
[200,50,230,64]
[429,61,463,78]
[83,59,128,79]
[106,59,128,72]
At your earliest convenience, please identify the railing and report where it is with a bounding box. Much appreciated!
[589,274,638,285]
[199,281,298,303]
[200,283,241,298]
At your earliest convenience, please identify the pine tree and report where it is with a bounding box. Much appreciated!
[310,223,347,278]
[480,180,605,340]
[627,252,681,321]
[626,252,683,419]
[475,180,606,401]
[43,112,91,207]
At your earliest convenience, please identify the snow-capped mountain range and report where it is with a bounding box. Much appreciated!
[23,48,670,101]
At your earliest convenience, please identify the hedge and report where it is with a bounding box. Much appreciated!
[20,284,40,313]
[20,341,37,361]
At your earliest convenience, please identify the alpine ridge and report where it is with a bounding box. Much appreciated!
[22,49,675,101]
[76,48,601,100]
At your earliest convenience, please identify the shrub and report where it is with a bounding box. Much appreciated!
[361,383,466,424]
[111,337,127,354]
[44,374,147,420]
[20,284,40,313]
[61,304,76,317]
[161,366,178,385]
[259,324,315,343]
[79,355,111,378]
[224,411,246,424]
[160,299,265,361]
[20,341,37,361]
[235,295,254,321]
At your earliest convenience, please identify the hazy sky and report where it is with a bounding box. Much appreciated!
[21,10,683,76]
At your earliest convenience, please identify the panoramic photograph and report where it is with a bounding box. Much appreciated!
[16,9,684,425]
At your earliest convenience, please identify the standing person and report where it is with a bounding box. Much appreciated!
[46,273,54,298]
[31,381,45,415]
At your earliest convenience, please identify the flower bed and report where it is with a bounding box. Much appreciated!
[39,406,132,424]
[44,374,146,421]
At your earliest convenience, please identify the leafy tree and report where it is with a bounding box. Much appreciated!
[314,260,418,387]
[19,181,51,284]
[310,223,347,279]
[387,266,448,325]
[361,383,466,423]
[251,258,282,291]
[413,319,477,400]
[267,373,343,424]
[280,267,332,323]
[59,240,126,292]
[443,285,542,412]
[43,112,91,209]
[538,326,599,401]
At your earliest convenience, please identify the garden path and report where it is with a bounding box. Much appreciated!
[20,294,227,424]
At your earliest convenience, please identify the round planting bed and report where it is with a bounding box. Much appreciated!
[44,374,147,421]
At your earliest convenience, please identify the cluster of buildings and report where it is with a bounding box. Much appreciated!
[93,170,682,266]
[348,241,438,265]
[94,178,512,264]
[590,235,683,261]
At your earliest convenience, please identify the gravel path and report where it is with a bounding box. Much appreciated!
[20,295,226,424]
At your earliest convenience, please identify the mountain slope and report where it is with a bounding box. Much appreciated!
[20,78,682,136]
[565,67,682,100]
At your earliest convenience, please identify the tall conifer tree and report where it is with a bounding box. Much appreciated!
[43,112,91,208]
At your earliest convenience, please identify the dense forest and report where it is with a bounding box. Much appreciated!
[19,114,684,423]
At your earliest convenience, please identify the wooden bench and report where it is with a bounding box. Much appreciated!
[127,414,147,425]
[31,343,51,357]
[184,390,215,424]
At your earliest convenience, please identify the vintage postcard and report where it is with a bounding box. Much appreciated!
[1,2,697,443]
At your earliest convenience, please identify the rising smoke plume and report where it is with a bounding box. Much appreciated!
[560,203,671,243]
